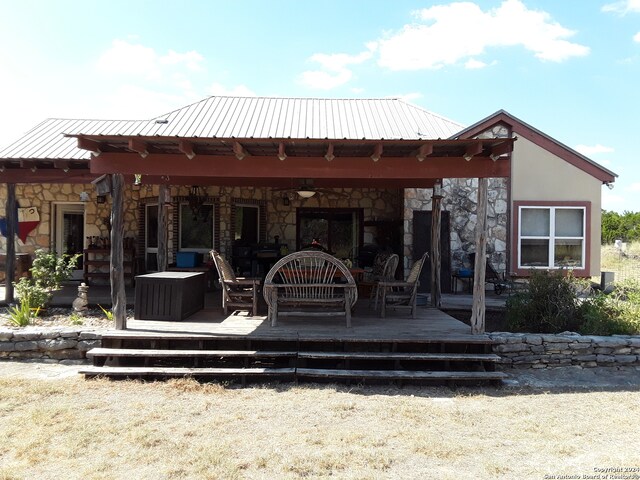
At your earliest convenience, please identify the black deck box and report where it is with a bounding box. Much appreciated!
[134,272,205,321]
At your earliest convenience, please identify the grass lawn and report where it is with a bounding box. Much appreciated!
[0,377,638,479]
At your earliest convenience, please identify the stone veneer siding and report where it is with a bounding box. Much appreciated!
[1,183,402,264]
[1,327,638,371]
[403,178,509,278]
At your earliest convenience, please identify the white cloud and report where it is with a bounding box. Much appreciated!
[602,189,626,210]
[95,40,204,80]
[377,0,589,70]
[300,46,375,89]
[574,144,615,155]
[627,182,640,192]
[465,58,489,69]
[634,32,640,42]
[602,0,640,14]
[208,82,256,97]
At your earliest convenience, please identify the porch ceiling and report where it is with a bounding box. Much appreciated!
[72,135,514,188]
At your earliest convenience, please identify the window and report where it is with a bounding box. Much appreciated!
[180,203,214,252]
[518,206,586,270]
[297,208,363,259]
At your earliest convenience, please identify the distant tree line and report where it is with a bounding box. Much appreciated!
[602,210,640,244]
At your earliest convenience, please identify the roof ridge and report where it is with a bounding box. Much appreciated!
[396,99,465,129]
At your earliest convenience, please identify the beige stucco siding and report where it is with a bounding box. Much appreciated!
[511,135,602,275]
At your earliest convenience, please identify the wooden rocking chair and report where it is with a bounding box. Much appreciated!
[378,252,428,318]
[210,250,261,317]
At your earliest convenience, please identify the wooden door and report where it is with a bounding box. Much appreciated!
[413,210,451,294]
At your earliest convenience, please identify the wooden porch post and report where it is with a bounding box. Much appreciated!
[471,177,488,334]
[430,181,443,308]
[4,183,16,303]
[110,174,127,329]
[157,184,169,272]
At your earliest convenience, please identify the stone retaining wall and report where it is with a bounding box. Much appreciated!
[489,332,640,369]
[2,327,639,369]
[0,327,104,361]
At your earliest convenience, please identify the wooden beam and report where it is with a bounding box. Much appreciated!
[178,140,196,160]
[5,183,16,303]
[371,144,383,162]
[490,140,513,160]
[157,184,169,272]
[416,144,433,162]
[430,182,443,308]
[53,160,71,172]
[470,177,488,335]
[278,142,287,161]
[77,136,102,154]
[325,143,335,162]
[233,142,248,160]
[110,173,127,330]
[464,141,483,161]
[128,138,149,158]
[0,170,98,184]
[91,153,511,179]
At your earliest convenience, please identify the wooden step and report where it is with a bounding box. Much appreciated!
[87,348,297,359]
[298,351,500,362]
[80,366,295,378]
[296,368,507,381]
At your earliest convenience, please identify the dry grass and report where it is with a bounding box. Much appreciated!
[0,377,639,479]
[601,242,640,282]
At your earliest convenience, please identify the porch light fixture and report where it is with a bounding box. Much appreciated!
[296,188,316,199]
[187,185,207,218]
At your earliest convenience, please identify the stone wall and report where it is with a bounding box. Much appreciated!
[0,327,104,361]
[490,332,640,369]
[0,183,402,264]
[403,178,509,277]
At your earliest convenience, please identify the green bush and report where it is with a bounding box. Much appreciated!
[12,249,80,310]
[506,272,640,335]
[579,280,640,335]
[506,270,582,333]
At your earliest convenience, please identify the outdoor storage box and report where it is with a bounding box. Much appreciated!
[134,272,205,321]
[176,252,201,268]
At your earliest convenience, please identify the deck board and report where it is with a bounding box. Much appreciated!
[121,301,485,343]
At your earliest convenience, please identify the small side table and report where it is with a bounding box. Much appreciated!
[451,272,474,294]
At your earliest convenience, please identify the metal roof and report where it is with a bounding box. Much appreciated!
[0,97,464,161]
[0,118,145,160]
[136,96,465,141]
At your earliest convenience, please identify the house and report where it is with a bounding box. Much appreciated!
[0,97,616,324]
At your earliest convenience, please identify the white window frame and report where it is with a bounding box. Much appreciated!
[178,202,215,254]
[517,206,586,270]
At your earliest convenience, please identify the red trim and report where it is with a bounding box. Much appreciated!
[457,112,616,184]
[511,201,591,277]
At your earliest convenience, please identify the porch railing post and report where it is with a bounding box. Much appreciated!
[157,184,169,272]
[471,177,488,334]
[430,181,443,308]
[110,173,127,330]
[5,183,16,303]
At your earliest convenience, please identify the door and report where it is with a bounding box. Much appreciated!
[413,210,451,294]
[145,203,158,272]
[54,203,85,279]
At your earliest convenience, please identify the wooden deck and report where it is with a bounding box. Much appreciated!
[122,299,479,342]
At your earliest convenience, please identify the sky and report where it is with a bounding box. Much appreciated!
[1,0,638,212]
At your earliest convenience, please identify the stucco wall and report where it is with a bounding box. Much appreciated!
[510,135,603,274]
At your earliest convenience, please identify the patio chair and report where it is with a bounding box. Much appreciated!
[378,252,428,318]
[210,250,261,317]
[369,253,399,311]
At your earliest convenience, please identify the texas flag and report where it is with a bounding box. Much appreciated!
[0,205,40,242]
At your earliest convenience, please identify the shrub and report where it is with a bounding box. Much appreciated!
[12,250,80,309]
[506,270,582,333]
[579,280,640,335]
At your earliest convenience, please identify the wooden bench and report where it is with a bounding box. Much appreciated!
[263,251,358,327]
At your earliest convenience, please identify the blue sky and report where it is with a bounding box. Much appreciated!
[1,0,638,212]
